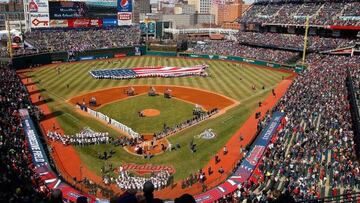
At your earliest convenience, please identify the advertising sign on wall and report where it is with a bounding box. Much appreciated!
[117,0,132,26]
[103,18,118,27]
[148,21,156,34]
[28,0,49,13]
[49,19,68,27]
[140,22,147,33]
[117,12,132,25]
[139,21,156,34]
[49,1,117,19]
[30,13,50,28]
[27,0,50,29]
[67,18,103,27]
[49,2,87,19]
[47,1,117,27]
[117,0,132,12]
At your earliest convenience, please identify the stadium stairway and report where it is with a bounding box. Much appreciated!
[314,4,325,19]
[337,4,350,19]
[284,119,304,156]
[292,4,303,18]
[272,5,283,20]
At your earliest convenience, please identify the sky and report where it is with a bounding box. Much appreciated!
[0,0,254,4]
[0,0,255,4]
[150,0,255,3]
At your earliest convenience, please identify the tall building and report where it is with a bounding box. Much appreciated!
[187,0,211,14]
[134,0,151,23]
[174,3,196,14]
[138,0,151,13]
[212,0,243,25]
[0,0,24,30]
[181,4,196,14]
[187,0,199,13]
[199,0,211,13]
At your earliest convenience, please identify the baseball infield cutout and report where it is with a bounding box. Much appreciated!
[68,85,239,156]
[68,85,238,112]
[142,109,160,117]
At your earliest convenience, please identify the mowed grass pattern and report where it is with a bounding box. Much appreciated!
[97,94,195,133]
[29,56,290,180]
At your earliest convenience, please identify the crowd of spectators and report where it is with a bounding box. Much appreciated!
[47,128,110,146]
[214,54,360,202]
[24,27,140,53]
[192,41,299,64]
[115,169,172,191]
[237,31,359,51]
[1,26,141,58]
[0,46,9,58]
[0,63,50,203]
[48,180,197,203]
[240,1,360,26]
[154,108,219,139]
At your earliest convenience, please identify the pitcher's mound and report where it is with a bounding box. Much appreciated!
[142,109,160,117]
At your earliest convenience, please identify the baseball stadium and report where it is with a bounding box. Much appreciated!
[1,0,360,203]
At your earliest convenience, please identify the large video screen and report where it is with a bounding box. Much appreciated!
[49,1,117,20]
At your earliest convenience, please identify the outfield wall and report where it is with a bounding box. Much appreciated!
[146,51,178,57]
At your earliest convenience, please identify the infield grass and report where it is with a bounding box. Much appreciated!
[28,56,291,180]
[97,94,194,133]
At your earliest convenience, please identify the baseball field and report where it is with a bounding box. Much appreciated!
[27,56,291,183]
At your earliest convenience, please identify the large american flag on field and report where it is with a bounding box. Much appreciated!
[89,64,208,79]
[133,65,206,77]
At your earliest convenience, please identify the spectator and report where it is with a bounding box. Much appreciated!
[174,194,196,203]
[0,63,48,203]
[143,181,164,203]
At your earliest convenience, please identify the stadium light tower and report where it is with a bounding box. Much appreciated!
[209,14,212,36]
[302,16,309,65]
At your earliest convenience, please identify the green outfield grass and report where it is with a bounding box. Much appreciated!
[28,56,291,180]
[97,94,194,133]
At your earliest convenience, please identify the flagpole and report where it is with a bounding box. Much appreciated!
[209,14,211,36]
[302,16,309,65]
[6,16,13,59]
